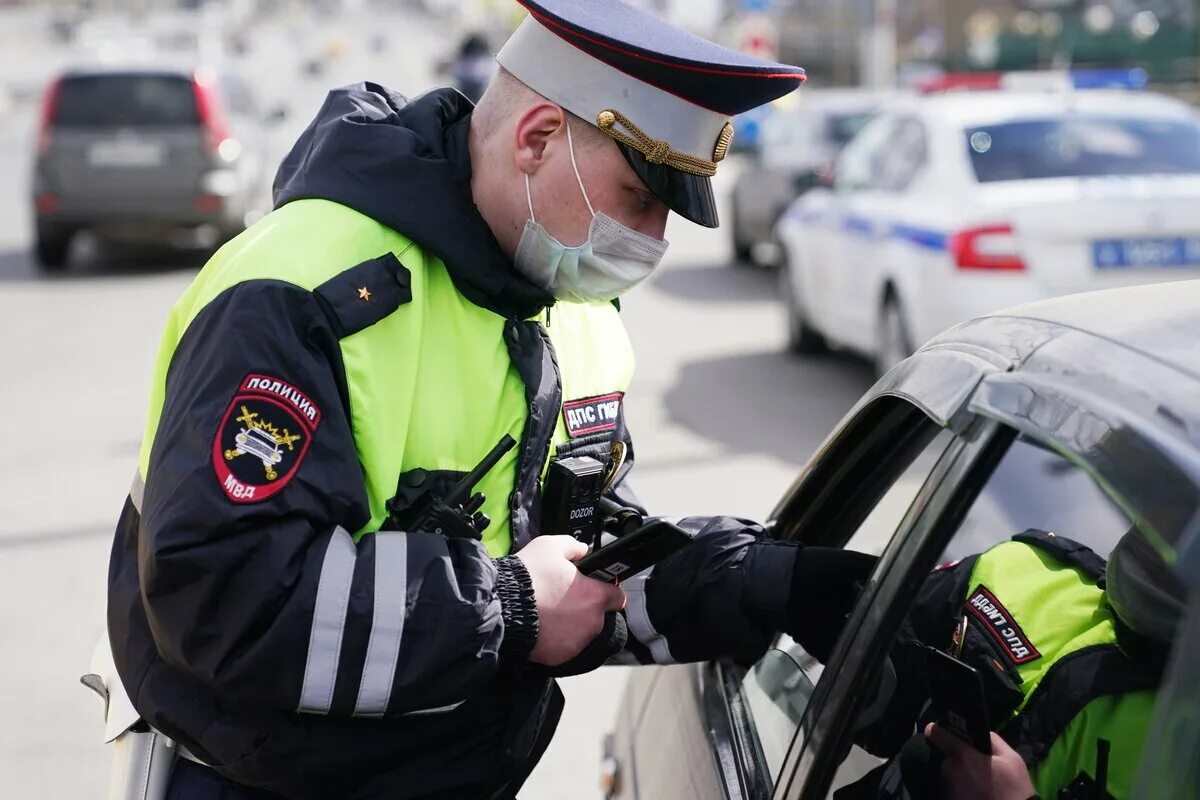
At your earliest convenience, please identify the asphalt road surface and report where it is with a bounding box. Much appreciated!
[0,8,874,797]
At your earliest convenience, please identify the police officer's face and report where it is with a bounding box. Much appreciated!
[513,103,670,247]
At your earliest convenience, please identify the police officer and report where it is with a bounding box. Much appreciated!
[840,529,1186,800]
[104,1,876,798]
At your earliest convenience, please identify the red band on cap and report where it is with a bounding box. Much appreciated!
[526,8,805,115]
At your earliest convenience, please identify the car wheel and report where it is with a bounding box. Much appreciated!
[781,256,827,355]
[874,294,913,377]
[35,225,73,271]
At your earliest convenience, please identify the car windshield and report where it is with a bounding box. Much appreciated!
[53,74,200,128]
[965,115,1200,182]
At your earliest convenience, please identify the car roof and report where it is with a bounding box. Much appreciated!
[986,279,1200,380]
[901,89,1196,128]
[869,279,1200,557]
[59,64,202,80]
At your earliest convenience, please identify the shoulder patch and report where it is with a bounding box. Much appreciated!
[563,392,623,438]
[212,374,322,503]
[314,252,412,338]
[965,584,1042,666]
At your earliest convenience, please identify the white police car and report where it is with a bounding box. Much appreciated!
[776,70,1200,375]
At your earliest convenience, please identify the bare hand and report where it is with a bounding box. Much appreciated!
[925,723,1037,800]
[517,536,627,666]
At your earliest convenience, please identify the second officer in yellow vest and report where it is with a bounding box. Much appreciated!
[106,2,878,798]
[840,530,1184,800]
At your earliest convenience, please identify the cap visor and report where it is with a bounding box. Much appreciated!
[618,143,719,229]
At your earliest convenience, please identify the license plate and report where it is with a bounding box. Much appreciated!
[86,139,166,168]
[1093,237,1200,269]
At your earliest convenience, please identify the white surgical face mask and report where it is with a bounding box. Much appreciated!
[514,121,669,303]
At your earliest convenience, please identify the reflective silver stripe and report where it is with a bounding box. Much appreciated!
[624,568,674,664]
[353,532,408,717]
[130,472,145,514]
[298,527,357,714]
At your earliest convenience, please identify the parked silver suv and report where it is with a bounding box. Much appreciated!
[31,66,281,270]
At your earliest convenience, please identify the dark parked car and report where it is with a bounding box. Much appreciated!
[31,66,281,270]
[605,281,1200,799]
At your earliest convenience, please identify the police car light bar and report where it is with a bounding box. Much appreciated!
[919,68,1148,94]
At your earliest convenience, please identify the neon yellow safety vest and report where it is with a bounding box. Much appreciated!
[963,539,1157,799]
[136,197,636,556]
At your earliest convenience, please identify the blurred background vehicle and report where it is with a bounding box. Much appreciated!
[777,71,1200,375]
[32,65,282,271]
[729,88,891,266]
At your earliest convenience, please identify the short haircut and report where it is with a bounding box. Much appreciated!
[474,68,608,150]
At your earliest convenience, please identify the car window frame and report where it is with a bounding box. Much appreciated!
[776,357,1200,796]
[704,396,955,798]
[782,398,1200,797]
[770,395,947,548]
[703,658,775,800]
[771,415,1014,799]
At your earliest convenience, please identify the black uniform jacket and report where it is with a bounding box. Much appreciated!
[107,86,797,800]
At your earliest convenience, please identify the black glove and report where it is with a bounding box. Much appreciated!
[644,517,793,664]
[544,612,628,677]
[783,547,878,663]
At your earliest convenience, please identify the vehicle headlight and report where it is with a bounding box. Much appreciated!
[201,169,239,197]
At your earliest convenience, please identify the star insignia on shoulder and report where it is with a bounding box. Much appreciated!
[357,286,372,302]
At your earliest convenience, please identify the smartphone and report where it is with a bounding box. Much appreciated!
[575,520,693,583]
[924,646,993,754]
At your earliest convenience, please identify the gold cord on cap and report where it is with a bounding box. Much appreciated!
[597,109,719,177]
[713,123,735,164]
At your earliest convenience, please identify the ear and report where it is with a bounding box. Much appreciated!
[513,102,566,176]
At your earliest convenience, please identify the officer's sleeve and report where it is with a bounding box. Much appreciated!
[599,417,807,665]
[599,409,878,668]
[137,280,538,719]
[851,556,978,757]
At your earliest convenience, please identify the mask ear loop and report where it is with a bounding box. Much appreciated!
[565,120,596,217]
[524,173,537,224]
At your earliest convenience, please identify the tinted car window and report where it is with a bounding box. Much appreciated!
[54,74,199,128]
[966,116,1200,183]
[940,436,1129,563]
[825,433,1134,795]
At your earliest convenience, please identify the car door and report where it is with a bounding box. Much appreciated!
[844,116,930,347]
[650,396,960,800]
[700,380,1138,796]
[818,116,896,347]
[773,422,1163,798]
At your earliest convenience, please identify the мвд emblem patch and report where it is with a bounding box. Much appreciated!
[212,374,322,503]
